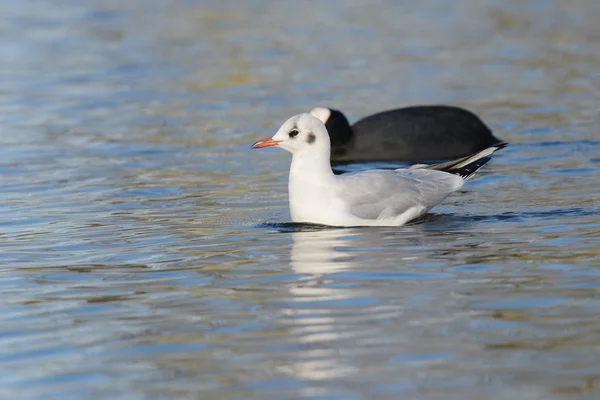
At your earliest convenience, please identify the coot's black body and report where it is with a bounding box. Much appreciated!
[312,105,502,163]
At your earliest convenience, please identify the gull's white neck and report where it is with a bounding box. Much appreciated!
[290,150,334,180]
[288,149,336,223]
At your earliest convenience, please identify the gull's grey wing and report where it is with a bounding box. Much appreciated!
[337,168,464,220]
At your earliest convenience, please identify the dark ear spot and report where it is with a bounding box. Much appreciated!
[307,133,316,144]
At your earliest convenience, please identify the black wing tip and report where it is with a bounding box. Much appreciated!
[455,157,492,180]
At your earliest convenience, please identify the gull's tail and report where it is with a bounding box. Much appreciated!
[411,143,507,180]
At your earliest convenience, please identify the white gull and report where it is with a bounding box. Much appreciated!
[252,113,506,227]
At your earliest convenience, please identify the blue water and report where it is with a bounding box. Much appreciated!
[1,0,599,399]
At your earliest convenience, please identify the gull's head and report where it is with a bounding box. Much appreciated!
[251,113,330,156]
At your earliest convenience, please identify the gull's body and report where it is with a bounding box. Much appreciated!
[252,113,506,227]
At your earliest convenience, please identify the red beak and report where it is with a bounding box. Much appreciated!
[251,137,281,149]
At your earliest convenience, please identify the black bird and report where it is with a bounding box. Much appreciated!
[310,105,503,164]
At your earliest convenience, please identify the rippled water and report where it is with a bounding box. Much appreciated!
[1,0,599,398]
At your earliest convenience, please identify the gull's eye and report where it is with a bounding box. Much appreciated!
[289,129,299,138]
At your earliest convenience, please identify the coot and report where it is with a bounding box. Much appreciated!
[310,105,503,163]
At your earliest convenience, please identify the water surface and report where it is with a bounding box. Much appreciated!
[1,0,599,399]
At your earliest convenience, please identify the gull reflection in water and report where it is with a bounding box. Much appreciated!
[290,227,357,275]
[283,227,362,381]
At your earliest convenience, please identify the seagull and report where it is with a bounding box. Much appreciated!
[310,105,502,163]
[252,113,506,227]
